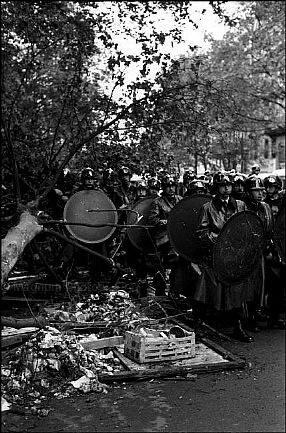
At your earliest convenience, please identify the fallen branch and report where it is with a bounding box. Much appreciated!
[1,211,43,286]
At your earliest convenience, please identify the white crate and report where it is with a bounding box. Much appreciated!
[124,327,195,363]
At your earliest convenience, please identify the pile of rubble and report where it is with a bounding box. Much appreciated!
[1,288,152,416]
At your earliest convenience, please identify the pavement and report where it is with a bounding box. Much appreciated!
[2,324,285,432]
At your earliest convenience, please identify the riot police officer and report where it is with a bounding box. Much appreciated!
[244,175,285,330]
[263,175,285,218]
[194,172,258,342]
[101,167,115,196]
[183,178,207,197]
[231,173,247,201]
[134,180,148,202]
[117,166,133,207]
[76,167,100,192]
[62,166,110,282]
[249,164,261,176]
[148,174,182,295]
[244,175,273,235]
[180,170,196,196]
[147,177,161,198]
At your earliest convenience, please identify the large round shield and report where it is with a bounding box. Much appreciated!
[273,205,285,263]
[213,210,265,285]
[126,197,157,254]
[167,194,212,263]
[63,190,118,244]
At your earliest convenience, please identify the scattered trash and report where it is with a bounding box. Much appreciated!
[1,397,11,412]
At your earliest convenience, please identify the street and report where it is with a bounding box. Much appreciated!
[2,326,285,432]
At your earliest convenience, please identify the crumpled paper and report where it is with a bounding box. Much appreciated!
[1,397,11,412]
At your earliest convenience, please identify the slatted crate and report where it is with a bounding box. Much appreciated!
[124,328,195,364]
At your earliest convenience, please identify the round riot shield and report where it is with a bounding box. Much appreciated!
[167,194,212,263]
[63,190,118,244]
[126,197,157,254]
[213,210,264,285]
[273,205,285,263]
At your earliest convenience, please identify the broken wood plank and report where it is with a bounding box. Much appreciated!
[1,328,38,349]
[1,315,48,329]
[1,334,24,348]
[1,296,48,303]
[170,317,230,341]
[169,319,243,364]
[81,336,124,351]
[112,347,135,371]
[199,337,247,365]
[98,359,247,383]
[56,321,108,331]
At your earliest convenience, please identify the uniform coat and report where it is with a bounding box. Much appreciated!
[194,195,264,311]
[148,194,182,247]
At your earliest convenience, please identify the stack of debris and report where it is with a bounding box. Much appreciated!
[1,288,157,416]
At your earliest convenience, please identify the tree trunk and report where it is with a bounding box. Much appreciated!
[1,211,43,286]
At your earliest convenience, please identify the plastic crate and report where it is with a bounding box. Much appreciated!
[31,283,62,295]
[124,327,195,364]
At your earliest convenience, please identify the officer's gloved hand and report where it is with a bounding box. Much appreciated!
[37,211,52,221]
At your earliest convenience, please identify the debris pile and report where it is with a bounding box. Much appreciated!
[1,327,108,415]
[1,288,152,415]
[46,288,151,332]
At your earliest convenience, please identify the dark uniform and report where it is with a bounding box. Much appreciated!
[123,180,150,280]
[148,174,182,295]
[245,175,286,329]
[231,173,247,202]
[62,167,110,282]
[147,177,161,198]
[180,171,196,196]
[263,175,285,218]
[193,172,257,342]
[183,178,207,197]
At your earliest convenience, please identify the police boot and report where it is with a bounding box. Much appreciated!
[267,313,286,330]
[232,320,254,343]
[245,304,261,333]
[153,271,167,296]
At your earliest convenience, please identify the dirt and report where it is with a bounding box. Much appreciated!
[2,326,285,433]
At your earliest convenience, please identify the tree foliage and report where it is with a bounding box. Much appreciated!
[149,1,285,171]
[1,0,234,205]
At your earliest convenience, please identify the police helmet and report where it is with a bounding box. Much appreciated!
[233,173,246,185]
[161,174,176,188]
[264,175,282,190]
[118,166,131,179]
[188,179,207,192]
[136,180,148,190]
[183,171,195,186]
[102,167,114,182]
[244,175,264,190]
[213,172,233,188]
[80,167,95,182]
[251,164,260,173]
[147,177,161,190]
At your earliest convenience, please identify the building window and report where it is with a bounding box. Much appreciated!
[278,142,285,163]
[264,139,269,159]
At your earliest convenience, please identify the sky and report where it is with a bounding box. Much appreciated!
[111,1,243,58]
[90,1,244,104]
[176,1,242,54]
